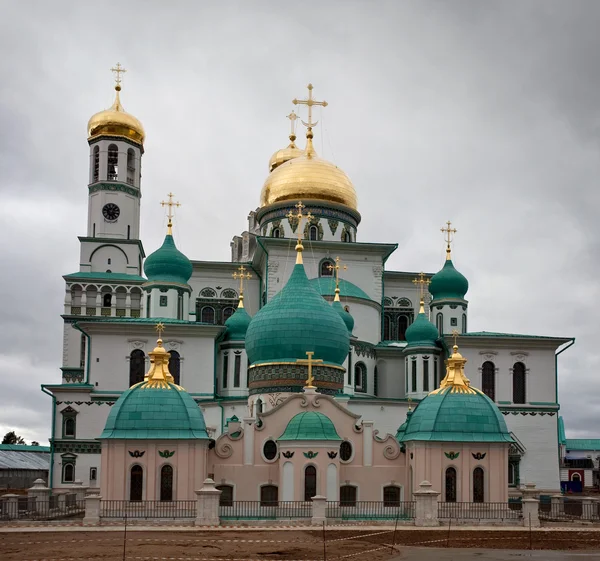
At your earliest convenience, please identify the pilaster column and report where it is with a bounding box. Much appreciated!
[243,417,255,465]
[362,421,373,467]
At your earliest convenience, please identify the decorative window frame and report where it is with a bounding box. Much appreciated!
[354,362,367,393]
[382,483,403,505]
[61,406,78,439]
[339,439,354,464]
[61,453,77,484]
[157,462,176,501]
[260,438,279,463]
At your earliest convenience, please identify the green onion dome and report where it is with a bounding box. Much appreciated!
[245,260,350,365]
[405,302,439,347]
[224,301,252,341]
[332,297,354,334]
[278,411,341,441]
[144,231,193,285]
[429,259,468,301]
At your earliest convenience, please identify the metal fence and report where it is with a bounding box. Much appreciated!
[100,500,196,519]
[0,495,84,521]
[326,501,416,520]
[219,501,312,520]
[538,499,600,521]
[438,502,522,520]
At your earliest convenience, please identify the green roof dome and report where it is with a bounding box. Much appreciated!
[332,299,354,334]
[309,277,372,301]
[401,388,512,443]
[429,259,468,301]
[395,409,412,441]
[245,260,350,365]
[144,233,193,285]
[405,305,439,347]
[224,302,251,340]
[278,411,341,441]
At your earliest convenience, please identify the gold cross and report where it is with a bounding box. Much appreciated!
[297,351,323,389]
[451,329,460,347]
[160,192,181,234]
[327,256,347,300]
[287,111,298,137]
[155,322,165,339]
[110,62,127,86]
[412,271,431,301]
[293,84,328,129]
[232,265,252,307]
[441,221,457,259]
[286,201,313,264]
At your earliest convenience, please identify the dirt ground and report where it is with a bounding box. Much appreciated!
[2,528,600,561]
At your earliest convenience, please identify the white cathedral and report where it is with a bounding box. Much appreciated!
[43,69,573,496]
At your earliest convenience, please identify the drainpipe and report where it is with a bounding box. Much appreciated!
[40,385,56,492]
[213,330,226,398]
[72,322,91,384]
[256,238,269,307]
[555,338,575,459]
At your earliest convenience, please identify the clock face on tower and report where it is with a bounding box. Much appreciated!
[102,203,120,222]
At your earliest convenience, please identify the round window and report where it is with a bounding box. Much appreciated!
[340,440,352,462]
[263,440,278,461]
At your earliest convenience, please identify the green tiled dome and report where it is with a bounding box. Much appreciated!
[278,411,341,441]
[309,277,372,301]
[429,260,468,301]
[144,234,193,285]
[332,299,354,334]
[401,387,512,443]
[99,384,209,440]
[405,311,438,348]
[245,263,350,365]
[224,304,251,340]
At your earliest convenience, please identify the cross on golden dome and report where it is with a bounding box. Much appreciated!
[286,201,313,264]
[160,192,181,234]
[441,220,457,260]
[327,256,347,302]
[110,62,127,89]
[293,84,328,130]
[232,265,252,308]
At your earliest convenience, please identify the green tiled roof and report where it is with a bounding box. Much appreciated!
[309,277,372,301]
[245,263,350,365]
[429,259,468,301]
[278,411,341,441]
[144,234,193,285]
[565,439,600,451]
[0,444,51,452]
[72,317,207,325]
[401,387,513,443]
[224,305,252,340]
[64,272,146,282]
[405,311,438,348]
[99,383,209,440]
[332,299,354,333]
[462,331,569,340]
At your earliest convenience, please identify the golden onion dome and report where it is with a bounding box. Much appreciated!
[87,85,145,145]
[269,134,305,172]
[261,131,357,210]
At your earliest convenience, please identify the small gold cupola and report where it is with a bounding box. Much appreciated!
[140,323,180,389]
[268,111,305,172]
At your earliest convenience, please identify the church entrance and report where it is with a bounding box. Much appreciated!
[304,466,317,501]
[130,465,143,501]
[160,465,173,501]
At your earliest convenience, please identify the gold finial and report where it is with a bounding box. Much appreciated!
[110,62,127,92]
[139,323,182,390]
[412,272,431,313]
[286,201,313,264]
[293,84,328,156]
[407,396,413,412]
[297,351,323,389]
[155,322,165,339]
[287,111,298,142]
[441,221,457,261]
[430,331,475,395]
[160,192,181,235]
[232,265,252,309]
[451,328,460,347]
[327,256,347,302]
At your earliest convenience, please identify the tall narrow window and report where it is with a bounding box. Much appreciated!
[126,148,135,185]
[272,227,281,238]
[411,360,417,393]
[127,225,131,240]
[383,314,391,340]
[64,417,75,437]
[304,465,317,501]
[234,354,241,387]
[260,485,278,506]
[374,366,378,397]
[348,351,352,385]
[434,358,438,389]
[462,313,467,333]
[513,362,526,404]
[222,354,228,389]
[160,465,173,501]
[309,225,318,241]
[223,307,235,322]
[256,398,263,414]
[398,316,409,340]
[168,350,180,385]
[177,293,183,320]
[130,465,143,501]
[129,349,146,386]
[80,334,86,368]
[92,146,99,182]
[423,358,429,392]
[354,362,366,392]
[146,295,151,318]
[103,293,112,307]
[445,467,457,503]
[63,463,75,483]
[107,144,118,180]
[201,306,215,324]
[436,313,443,335]
[340,485,357,507]
[93,223,96,237]
[321,260,334,277]
[481,361,495,401]
[473,467,484,503]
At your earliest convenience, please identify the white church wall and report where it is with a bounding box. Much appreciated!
[90,245,129,273]
[348,304,380,344]
[79,240,141,274]
[375,356,405,399]
[62,324,83,369]
[345,401,408,437]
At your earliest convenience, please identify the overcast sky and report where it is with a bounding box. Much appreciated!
[0,1,599,444]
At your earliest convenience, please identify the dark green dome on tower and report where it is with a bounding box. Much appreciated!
[429,259,468,301]
[332,298,354,334]
[144,228,193,285]
[224,300,252,340]
[405,301,439,347]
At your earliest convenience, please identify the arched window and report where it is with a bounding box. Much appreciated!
[411,360,417,393]
[320,260,334,277]
[126,148,135,185]
[272,227,281,238]
[513,362,526,404]
[64,418,75,437]
[129,349,146,386]
[160,465,173,501]
[482,361,495,401]
[221,289,238,299]
[423,358,429,392]
[354,362,366,392]
[168,350,180,385]
[340,441,353,462]
[92,146,99,182]
[342,230,351,243]
[260,484,278,506]
[436,313,443,335]
[222,353,228,389]
[340,485,357,507]
[103,293,112,307]
[63,463,75,483]
[216,484,233,506]
[445,467,457,502]
[223,307,235,322]
[572,473,581,482]
[398,315,409,340]
[309,225,318,241]
[374,366,378,397]
[201,306,215,324]
[462,313,467,333]
[473,467,484,503]
[256,398,263,414]
[107,144,118,180]
[200,288,216,298]
[383,485,401,507]
[383,314,392,340]
[304,465,317,501]
[130,465,143,501]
